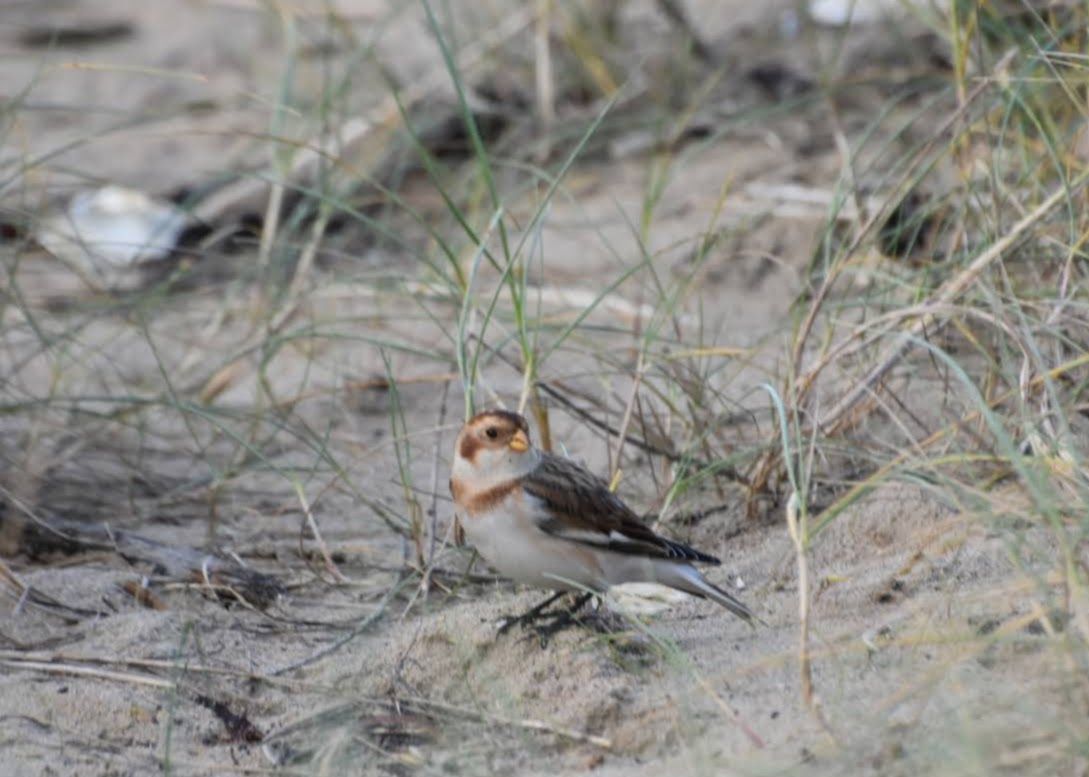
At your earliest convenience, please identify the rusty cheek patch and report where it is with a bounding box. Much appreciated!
[458,479,520,517]
[457,433,481,463]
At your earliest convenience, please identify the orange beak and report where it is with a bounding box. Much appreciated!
[508,429,530,453]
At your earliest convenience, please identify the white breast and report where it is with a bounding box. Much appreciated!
[460,490,605,591]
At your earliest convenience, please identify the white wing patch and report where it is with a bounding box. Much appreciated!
[525,491,610,545]
[557,529,611,545]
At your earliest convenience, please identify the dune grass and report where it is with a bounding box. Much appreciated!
[1,1,1088,774]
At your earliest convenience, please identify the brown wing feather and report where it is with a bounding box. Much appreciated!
[521,453,720,565]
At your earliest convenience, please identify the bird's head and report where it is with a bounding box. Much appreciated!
[451,409,536,486]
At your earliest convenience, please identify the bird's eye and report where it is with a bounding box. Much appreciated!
[485,427,498,439]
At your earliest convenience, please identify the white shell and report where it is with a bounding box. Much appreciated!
[36,185,189,285]
[607,582,692,617]
[808,0,948,27]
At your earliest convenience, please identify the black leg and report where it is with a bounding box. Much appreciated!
[497,590,569,634]
[496,592,598,647]
[522,592,596,646]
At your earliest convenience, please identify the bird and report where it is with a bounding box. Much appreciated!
[448,409,756,628]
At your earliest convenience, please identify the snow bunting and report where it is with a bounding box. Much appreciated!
[449,409,756,623]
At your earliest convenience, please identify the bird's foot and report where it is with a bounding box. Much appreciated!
[496,590,569,634]
[498,592,595,646]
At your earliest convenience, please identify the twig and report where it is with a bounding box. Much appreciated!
[0,649,309,692]
[0,657,175,689]
[193,568,264,613]
[294,484,349,584]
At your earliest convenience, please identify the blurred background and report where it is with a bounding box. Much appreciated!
[2,2,1088,775]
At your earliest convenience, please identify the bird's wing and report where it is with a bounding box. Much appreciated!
[521,453,720,565]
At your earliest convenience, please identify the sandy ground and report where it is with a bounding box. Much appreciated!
[0,2,1078,776]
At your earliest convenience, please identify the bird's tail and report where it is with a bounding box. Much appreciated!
[659,563,760,625]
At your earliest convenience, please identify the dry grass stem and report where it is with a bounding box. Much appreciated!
[296,486,349,584]
[0,657,176,690]
[785,492,835,740]
[819,166,1089,434]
